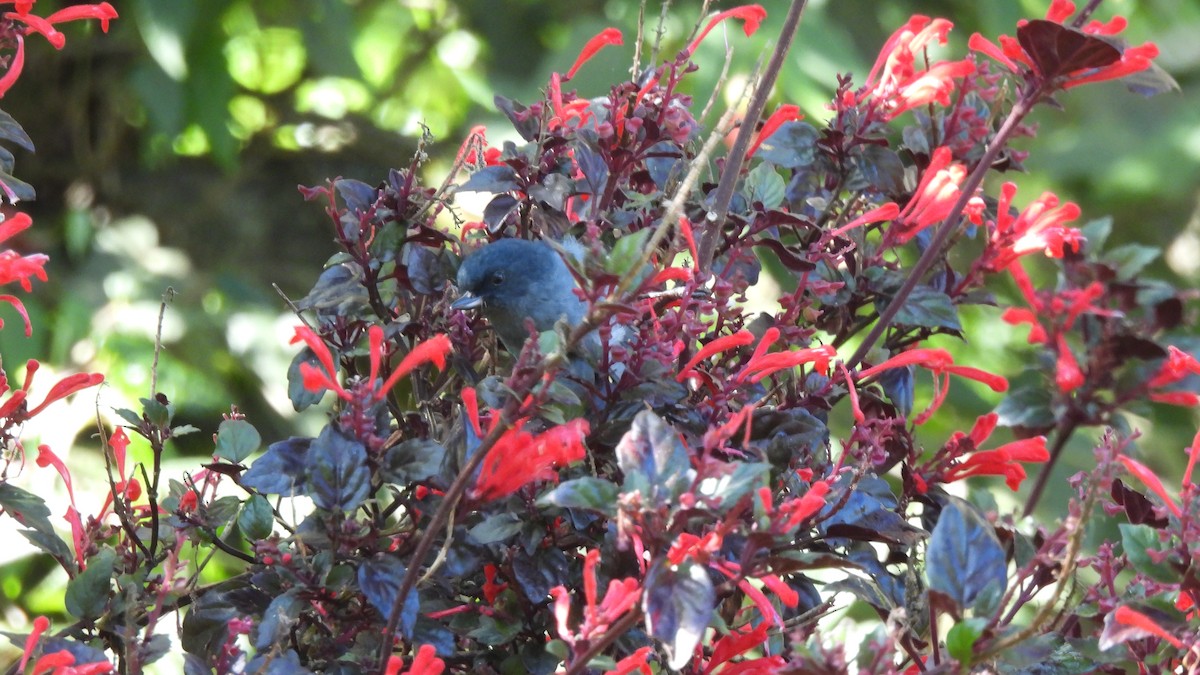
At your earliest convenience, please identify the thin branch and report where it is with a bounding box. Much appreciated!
[696,0,809,270]
[846,89,1038,369]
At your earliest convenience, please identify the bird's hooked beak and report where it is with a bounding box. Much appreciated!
[450,292,483,311]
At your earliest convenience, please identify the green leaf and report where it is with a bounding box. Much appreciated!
[238,495,274,540]
[995,384,1056,431]
[697,461,769,510]
[215,419,260,463]
[1104,243,1160,280]
[381,439,445,484]
[1080,217,1112,252]
[140,397,172,428]
[114,408,142,426]
[468,512,524,544]
[605,228,652,280]
[883,286,961,331]
[946,617,987,664]
[0,482,53,534]
[537,477,618,515]
[65,548,116,619]
[1119,523,1177,582]
[743,163,785,210]
[755,121,818,168]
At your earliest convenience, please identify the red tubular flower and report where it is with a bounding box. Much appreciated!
[1001,307,1048,344]
[26,371,104,417]
[290,325,349,400]
[778,479,831,530]
[1054,333,1084,393]
[19,615,49,671]
[45,2,117,32]
[565,27,623,80]
[482,564,507,605]
[1117,455,1182,519]
[703,622,785,675]
[944,436,1049,491]
[550,549,641,649]
[1185,428,1200,488]
[859,348,1007,423]
[1111,606,1185,650]
[859,15,974,119]
[370,327,452,401]
[747,104,802,158]
[388,645,445,675]
[1147,346,1200,390]
[676,330,755,383]
[0,34,25,97]
[829,202,901,238]
[686,5,767,56]
[893,147,968,242]
[984,183,1084,271]
[471,419,589,501]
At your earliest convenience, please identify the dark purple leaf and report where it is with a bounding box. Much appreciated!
[382,438,445,485]
[494,94,539,141]
[512,547,569,603]
[482,194,520,232]
[755,238,815,271]
[643,559,713,670]
[241,437,312,496]
[64,547,115,619]
[1112,478,1169,528]
[306,426,370,512]
[537,476,619,515]
[1016,20,1121,80]
[615,410,696,508]
[459,165,520,194]
[335,179,377,213]
[926,498,1007,610]
[0,109,34,152]
[359,555,419,638]
[287,349,327,412]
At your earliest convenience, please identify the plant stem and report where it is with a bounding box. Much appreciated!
[1023,411,1082,517]
[562,608,644,675]
[846,89,1037,369]
[696,0,809,270]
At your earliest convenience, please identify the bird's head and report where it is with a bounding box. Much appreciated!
[451,238,586,351]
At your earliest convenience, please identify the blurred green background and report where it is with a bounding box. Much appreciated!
[0,0,1197,647]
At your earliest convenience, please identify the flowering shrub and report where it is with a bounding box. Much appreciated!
[5,1,1200,674]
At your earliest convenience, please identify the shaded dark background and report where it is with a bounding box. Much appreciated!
[0,0,1197,628]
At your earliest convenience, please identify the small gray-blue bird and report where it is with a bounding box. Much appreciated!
[451,238,587,354]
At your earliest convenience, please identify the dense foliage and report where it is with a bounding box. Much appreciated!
[2,1,1199,674]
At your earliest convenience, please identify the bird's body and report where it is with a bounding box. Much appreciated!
[452,239,587,353]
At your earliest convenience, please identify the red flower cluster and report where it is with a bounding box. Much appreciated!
[462,386,589,501]
[919,413,1050,492]
[858,16,975,120]
[857,348,1008,425]
[0,1,118,97]
[0,212,46,334]
[291,324,451,403]
[549,548,641,648]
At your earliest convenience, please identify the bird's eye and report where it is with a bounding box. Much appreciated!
[490,271,505,286]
